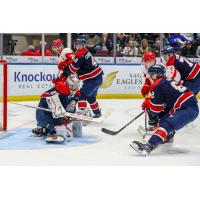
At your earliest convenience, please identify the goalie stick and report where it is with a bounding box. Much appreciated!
[101,111,145,135]
[10,102,103,123]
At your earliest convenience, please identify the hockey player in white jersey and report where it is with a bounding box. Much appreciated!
[52,38,75,73]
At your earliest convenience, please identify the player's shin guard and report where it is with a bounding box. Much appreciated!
[89,101,102,118]
[148,127,168,146]
[78,100,87,110]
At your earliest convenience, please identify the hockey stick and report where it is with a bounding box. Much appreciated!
[142,109,148,139]
[10,102,102,123]
[101,111,145,135]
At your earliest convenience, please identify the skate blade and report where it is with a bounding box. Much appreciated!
[45,136,65,144]
[130,143,148,156]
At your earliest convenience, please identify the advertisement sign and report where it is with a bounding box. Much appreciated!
[98,65,144,94]
[3,56,42,63]
[8,65,57,96]
[7,64,145,98]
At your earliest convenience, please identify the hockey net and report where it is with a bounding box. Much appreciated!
[0,61,7,131]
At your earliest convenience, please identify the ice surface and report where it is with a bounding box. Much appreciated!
[0,99,200,165]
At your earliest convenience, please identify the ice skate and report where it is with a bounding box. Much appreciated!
[130,141,156,156]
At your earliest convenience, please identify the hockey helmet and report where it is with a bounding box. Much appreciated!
[67,74,80,94]
[52,39,64,54]
[161,46,175,55]
[148,65,166,79]
[142,51,157,72]
[75,38,86,49]
[142,51,156,62]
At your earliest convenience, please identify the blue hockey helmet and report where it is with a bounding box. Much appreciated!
[75,38,86,45]
[148,65,166,78]
[75,38,86,49]
[161,46,175,55]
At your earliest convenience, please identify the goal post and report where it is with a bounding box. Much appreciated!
[0,60,7,131]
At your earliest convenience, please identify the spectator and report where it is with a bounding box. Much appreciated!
[86,33,101,54]
[196,43,200,58]
[122,40,138,57]
[168,33,189,48]
[138,39,151,56]
[102,33,113,53]
[21,45,36,56]
[116,33,127,51]
[128,33,141,46]
[184,33,194,42]
[35,41,52,56]
[181,41,196,58]
[152,38,160,57]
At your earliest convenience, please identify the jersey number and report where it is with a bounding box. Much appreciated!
[170,81,187,93]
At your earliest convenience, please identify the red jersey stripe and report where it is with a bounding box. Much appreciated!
[78,67,102,81]
[185,64,200,80]
[154,128,168,142]
[170,91,193,114]
[69,64,79,73]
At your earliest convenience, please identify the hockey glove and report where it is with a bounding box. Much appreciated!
[141,78,151,97]
[141,98,151,110]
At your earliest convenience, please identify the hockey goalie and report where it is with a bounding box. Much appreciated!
[32,73,82,144]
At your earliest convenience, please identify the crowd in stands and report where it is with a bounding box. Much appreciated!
[7,33,200,58]
[72,33,200,58]
[20,41,52,56]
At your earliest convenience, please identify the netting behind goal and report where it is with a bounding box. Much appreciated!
[0,61,7,131]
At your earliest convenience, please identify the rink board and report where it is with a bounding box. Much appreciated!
[7,63,144,101]
[6,63,200,101]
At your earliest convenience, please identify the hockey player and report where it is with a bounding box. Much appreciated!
[140,51,181,133]
[32,73,81,143]
[141,51,181,97]
[162,46,200,95]
[52,39,75,72]
[62,38,103,118]
[130,65,199,156]
[52,38,103,118]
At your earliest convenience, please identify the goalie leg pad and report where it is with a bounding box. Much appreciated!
[46,93,66,118]
[45,122,73,144]
[73,121,82,137]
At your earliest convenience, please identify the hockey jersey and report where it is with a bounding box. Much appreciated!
[147,77,197,116]
[166,54,200,81]
[141,63,181,97]
[68,48,103,81]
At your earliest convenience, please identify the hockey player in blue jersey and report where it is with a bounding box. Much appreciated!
[130,65,199,156]
[61,38,104,118]
[32,74,81,143]
[162,46,200,95]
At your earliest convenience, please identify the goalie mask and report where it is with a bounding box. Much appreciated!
[52,39,64,55]
[67,74,80,95]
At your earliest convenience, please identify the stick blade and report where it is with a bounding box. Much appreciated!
[101,128,118,135]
